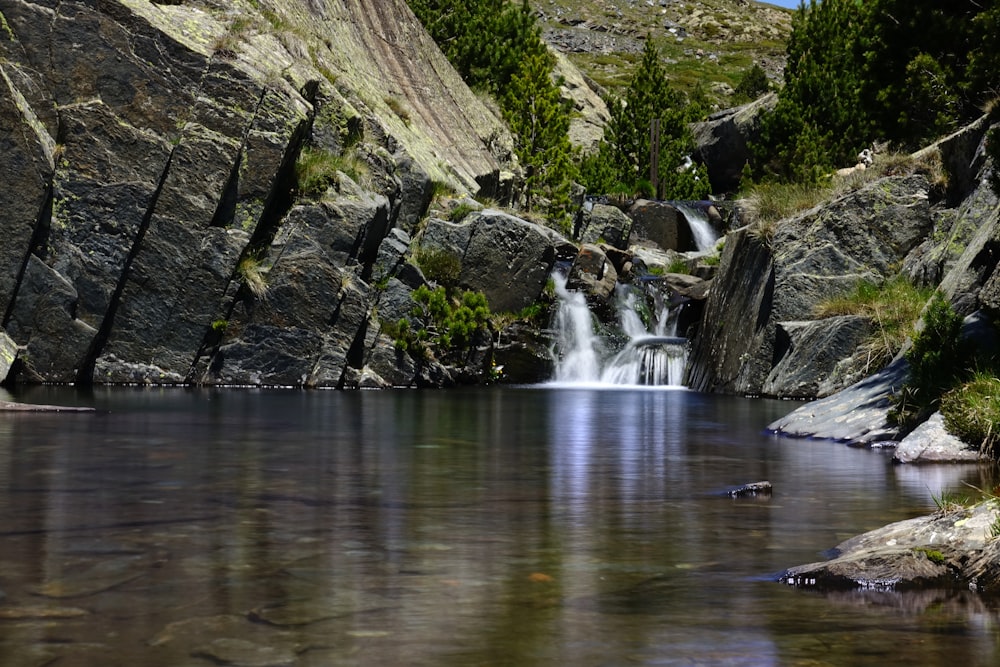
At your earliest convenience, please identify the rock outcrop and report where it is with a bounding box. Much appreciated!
[0,0,543,387]
[780,500,1000,594]
[688,174,934,396]
[691,92,777,194]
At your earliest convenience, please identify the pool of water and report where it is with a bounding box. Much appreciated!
[0,386,998,666]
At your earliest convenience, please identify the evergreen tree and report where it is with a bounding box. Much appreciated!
[753,0,869,182]
[501,50,577,218]
[581,39,708,199]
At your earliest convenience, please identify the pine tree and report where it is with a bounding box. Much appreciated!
[582,39,707,199]
[502,50,577,218]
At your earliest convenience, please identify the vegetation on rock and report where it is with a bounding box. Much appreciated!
[941,373,1000,459]
[814,275,933,372]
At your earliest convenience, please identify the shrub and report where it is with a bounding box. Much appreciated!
[400,285,492,355]
[414,248,462,287]
[941,373,1000,457]
[893,291,968,429]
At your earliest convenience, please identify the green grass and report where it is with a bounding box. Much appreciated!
[814,275,933,372]
[941,373,1000,458]
[295,146,370,197]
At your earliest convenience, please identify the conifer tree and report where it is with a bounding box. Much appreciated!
[581,39,708,199]
[502,50,577,218]
[753,0,868,182]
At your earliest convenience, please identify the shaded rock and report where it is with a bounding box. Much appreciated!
[655,273,711,301]
[492,322,555,384]
[419,209,572,313]
[939,186,1000,317]
[691,93,776,194]
[0,606,89,619]
[691,174,933,396]
[686,227,774,394]
[763,316,872,399]
[627,200,693,251]
[894,412,981,463]
[575,203,632,249]
[780,501,1000,593]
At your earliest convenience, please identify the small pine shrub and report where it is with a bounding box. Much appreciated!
[415,248,462,287]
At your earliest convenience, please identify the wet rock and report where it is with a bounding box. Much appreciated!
[567,244,618,304]
[627,200,693,251]
[31,553,162,598]
[725,481,772,497]
[193,637,296,666]
[894,412,981,463]
[780,501,1000,593]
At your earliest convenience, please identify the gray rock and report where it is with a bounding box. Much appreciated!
[763,316,872,399]
[686,227,774,394]
[576,203,632,249]
[894,412,981,463]
[627,200,693,251]
[767,358,907,444]
[780,501,1000,593]
[691,93,777,194]
[193,638,295,667]
[567,244,618,304]
[455,210,571,313]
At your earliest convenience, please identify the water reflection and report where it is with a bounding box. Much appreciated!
[0,387,997,666]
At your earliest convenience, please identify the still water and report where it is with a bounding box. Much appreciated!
[0,386,998,666]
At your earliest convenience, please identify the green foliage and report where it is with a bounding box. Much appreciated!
[894,292,968,429]
[399,285,492,354]
[666,258,690,275]
[941,373,1000,458]
[408,0,545,94]
[501,50,578,217]
[914,547,946,565]
[733,62,770,103]
[753,0,868,181]
[295,146,370,197]
[814,275,933,372]
[414,248,462,287]
[755,0,1000,182]
[580,39,708,199]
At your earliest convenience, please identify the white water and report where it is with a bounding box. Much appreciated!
[550,274,688,386]
[674,202,719,252]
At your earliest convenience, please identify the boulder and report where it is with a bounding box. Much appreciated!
[627,200,693,251]
[894,412,981,463]
[567,244,618,304]
[575,203,632,249]
[420,210,574,313]
[763,316,872,399]
[780,501,1000,594]
[768,358,907,444]
[690,174,933,396]
[691,93,777,194]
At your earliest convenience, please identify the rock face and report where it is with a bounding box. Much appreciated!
[893,412,982,463]
[0,0,530,387]
[689,174,934,396]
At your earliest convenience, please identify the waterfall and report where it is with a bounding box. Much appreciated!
[550,274,688,387]
[673,202,719,253]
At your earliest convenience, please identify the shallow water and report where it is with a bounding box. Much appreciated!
[0,386,998,666]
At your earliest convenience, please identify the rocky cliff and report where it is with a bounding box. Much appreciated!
[0,0,525,387]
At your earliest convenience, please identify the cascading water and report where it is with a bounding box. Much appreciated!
[550,273,688,387]
[673,202,720,252]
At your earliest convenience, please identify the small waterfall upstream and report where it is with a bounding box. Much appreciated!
[673,202,720,252]
[550,274,688,387]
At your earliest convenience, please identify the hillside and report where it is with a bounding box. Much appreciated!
[538,0,792,107]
